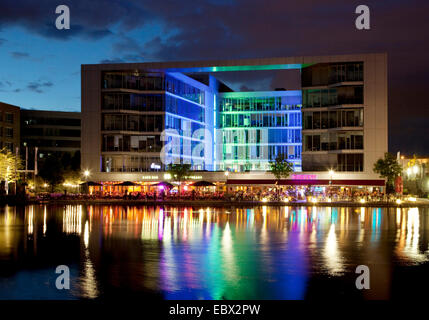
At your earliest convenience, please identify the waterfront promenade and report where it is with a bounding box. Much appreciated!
[18,197,429,208]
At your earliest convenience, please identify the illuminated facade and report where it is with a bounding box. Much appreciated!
[218,91,302,172]
[98,71,217,172]
[82,53,387,184]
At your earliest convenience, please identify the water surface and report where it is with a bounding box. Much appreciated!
[0,205,428,300]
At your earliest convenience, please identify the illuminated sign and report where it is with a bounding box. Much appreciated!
[141,175,159,180]
[291,174,317,180]
[185,176,203,180]
[150,163,161,170]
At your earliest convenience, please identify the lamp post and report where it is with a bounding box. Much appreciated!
[83,170,90,181]
[83,170,90,194]
[224,171,229,196]
[328,169,334,186]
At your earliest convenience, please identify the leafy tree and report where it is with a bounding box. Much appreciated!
[269,154,294,185]
[167,163,191,194]
[38,154,64,192]
[373,152,402,193]
[60,152,72,170]
[0,147,22,182]
[71,150,81,171]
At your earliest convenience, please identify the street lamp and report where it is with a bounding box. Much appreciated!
[328,169,334,185]
[224,171,229,195]
[83,170,90,180]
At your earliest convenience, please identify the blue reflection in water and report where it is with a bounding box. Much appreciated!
[1,205,429,300]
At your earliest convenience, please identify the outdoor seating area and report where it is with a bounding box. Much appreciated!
[21,181,424,206]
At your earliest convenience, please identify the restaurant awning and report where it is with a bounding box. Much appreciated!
[114,181,140,186]
[190,181,215,187]
[151,181,174,188]
[80,181,103,186]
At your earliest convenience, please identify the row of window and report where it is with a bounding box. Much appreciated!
[302,86,363,108]
[102,133,206,155]
[303,132,363,151]
[165,95,205,122]
[303,109,363,130]
[0,127,14,138]
[0,112,14,124]
[103,93,164,112]
[102,134,162,153]
[222,144,302,161]
[102,93,205,123]
[22,127,80,137]
[101,154,206,172]
[102,72,205,104]
[22,139,80,148]
[301,62,363,87]
[22,117,80,127]
[220,96,301,112]
[165,115,206,136]
[102,114,163,132]
[302,153,363,172]
[102,155,163,172]
[217,161,301,172]
[222,129,302,144]
[220,112,301,128]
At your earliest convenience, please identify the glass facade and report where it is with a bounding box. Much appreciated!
[218,93,302,172]
[301,62,363,87]
[302,86,363,108]
[101,71,208,172]
[103,72,205,104]
[97,61,368,174]
[302,62,364,172]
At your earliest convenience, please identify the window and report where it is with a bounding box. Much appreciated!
[5,127,13,138]
[5,113,13,124]
[337,153,363,171]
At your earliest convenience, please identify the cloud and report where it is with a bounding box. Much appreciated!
[10,51,29,59]
[26,80,53,93]
[0,0,145,40]
[99,58,125,64]
[1,0,429,153]
[0,38,6,46]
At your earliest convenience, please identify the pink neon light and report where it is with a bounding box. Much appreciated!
[291,174,317,180]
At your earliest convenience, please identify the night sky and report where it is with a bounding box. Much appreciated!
[0,0,428,154]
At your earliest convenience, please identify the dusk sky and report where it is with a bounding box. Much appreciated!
[0,0,428,154]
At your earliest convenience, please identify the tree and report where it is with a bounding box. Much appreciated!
[71,150,81,171]
[38,154,64,192]
[0,147,22,182]
[373,152,402,193]
[167,163,191,194]
[269,154,294,188]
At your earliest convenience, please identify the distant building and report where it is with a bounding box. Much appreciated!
[20,109,81,175]
[398,154,429,195]
[20,109,81,159]
[0,102,20,153]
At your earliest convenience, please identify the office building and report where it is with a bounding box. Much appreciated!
[0,102,20,153]
[81,53,387,188]
[21,109,81,158]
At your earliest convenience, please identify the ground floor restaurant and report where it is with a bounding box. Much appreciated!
[82,177,385,198]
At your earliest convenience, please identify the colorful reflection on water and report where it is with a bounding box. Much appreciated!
[0,205,429,299]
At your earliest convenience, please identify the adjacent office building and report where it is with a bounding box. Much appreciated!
[81,53,387,187]
[21,109,81,158]
[0,102,20,153]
